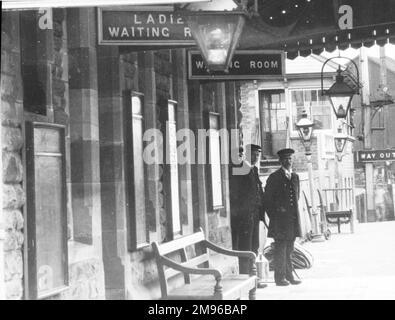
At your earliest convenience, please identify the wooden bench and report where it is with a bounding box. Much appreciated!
[152,228,257,300]
[325,210,354,233]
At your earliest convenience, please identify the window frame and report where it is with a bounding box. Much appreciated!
[123,91,150,251]
[204,111,225,213]
[164,99,183,239]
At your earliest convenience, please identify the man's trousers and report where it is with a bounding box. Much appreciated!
[234,213,260,274]
[273,239,295,283]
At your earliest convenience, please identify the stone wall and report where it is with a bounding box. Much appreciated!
[1,11,25,300]
[50,259,105,300]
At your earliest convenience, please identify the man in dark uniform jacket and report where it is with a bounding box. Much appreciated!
[230,144,265,274]
[264,148,302,286]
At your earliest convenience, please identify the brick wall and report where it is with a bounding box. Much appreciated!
[239,82,260,146]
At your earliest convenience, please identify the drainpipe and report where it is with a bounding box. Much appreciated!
[360,47,373,223]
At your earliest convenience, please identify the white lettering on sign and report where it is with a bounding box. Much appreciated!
[134,14,142,24]
[147,14,155,24]
[107,26,174,38]
[229,61,240,68]
[250,60,279,69]
[195,61,205,69]
[338,5,353,30]
[162,27,169,37]
[121,28,129,37]
[184,27,191,37]
[359,151,395,162]
[38,8,53,30]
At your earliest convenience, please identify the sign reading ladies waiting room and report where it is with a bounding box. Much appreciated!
[98,7,195,45]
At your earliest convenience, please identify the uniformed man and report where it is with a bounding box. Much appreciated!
[230,144,265,274]
[264,148,302,286]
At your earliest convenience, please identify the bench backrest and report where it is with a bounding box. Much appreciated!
[152,229,210,298]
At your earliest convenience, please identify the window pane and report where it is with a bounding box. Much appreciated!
[210,129,223,208]
[132,115,147,245]
[262,96,270,132]
[168,103,181,235]
[35,155,66,296]
[291,90,305,130]
[277,109,287,131]
[292,90,333,130]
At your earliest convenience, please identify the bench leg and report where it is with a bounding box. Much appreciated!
[337,218,341,233]
[249,287,256,300]
[350,212,354,234]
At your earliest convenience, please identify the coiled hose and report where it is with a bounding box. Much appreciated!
[263,241,314,270]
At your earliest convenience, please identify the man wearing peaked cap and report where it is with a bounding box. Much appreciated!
[264,147,302,286]
[277,148,295,158]
[229,143,265,275]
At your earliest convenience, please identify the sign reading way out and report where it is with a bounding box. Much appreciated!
[356,150,395,163]
[188,50,285,80]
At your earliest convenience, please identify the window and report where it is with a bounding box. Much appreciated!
[20,10,49,116]
[25,122,68,299]
[205,112,224,211]
[291,89,333,131]
[124,92,149,250]
[259,90,286,155]
[167,101,181,237]
[261,91,286,132]
[160,100,182,239]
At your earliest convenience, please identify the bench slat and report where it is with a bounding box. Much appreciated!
[164,253,210,279]
[156,232,205,256]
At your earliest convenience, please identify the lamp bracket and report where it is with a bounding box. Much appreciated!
[176,0,253,16]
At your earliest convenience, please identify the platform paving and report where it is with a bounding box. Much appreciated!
[255,221,395,300]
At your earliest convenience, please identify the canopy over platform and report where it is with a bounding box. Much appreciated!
[238,0,395,59]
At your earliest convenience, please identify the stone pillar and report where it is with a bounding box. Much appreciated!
[97,44,127,300]
[1,11,25,300]
[67,8,102,246]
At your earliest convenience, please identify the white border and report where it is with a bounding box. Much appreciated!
[2,0,208,9]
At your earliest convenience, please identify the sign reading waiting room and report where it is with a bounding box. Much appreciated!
[188,50,285,80]
[356,150,395,163]
[98,7,195,45]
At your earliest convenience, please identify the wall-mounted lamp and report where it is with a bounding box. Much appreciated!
[296,109,314,155]
[321,57,360,120]
[334,127,355,161]
[180,0,249,72]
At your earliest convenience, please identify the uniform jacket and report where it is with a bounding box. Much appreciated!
[230,162,265,222]
[264,168,302,240]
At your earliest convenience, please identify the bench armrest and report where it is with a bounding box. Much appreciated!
[160,255,222,279]
[203,240,256,261]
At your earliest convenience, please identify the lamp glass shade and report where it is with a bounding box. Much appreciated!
[185,13,245,71]
[296,111,314,142]
[334,136,347,153]
[329,95,353,119]
[325,71,355,119]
